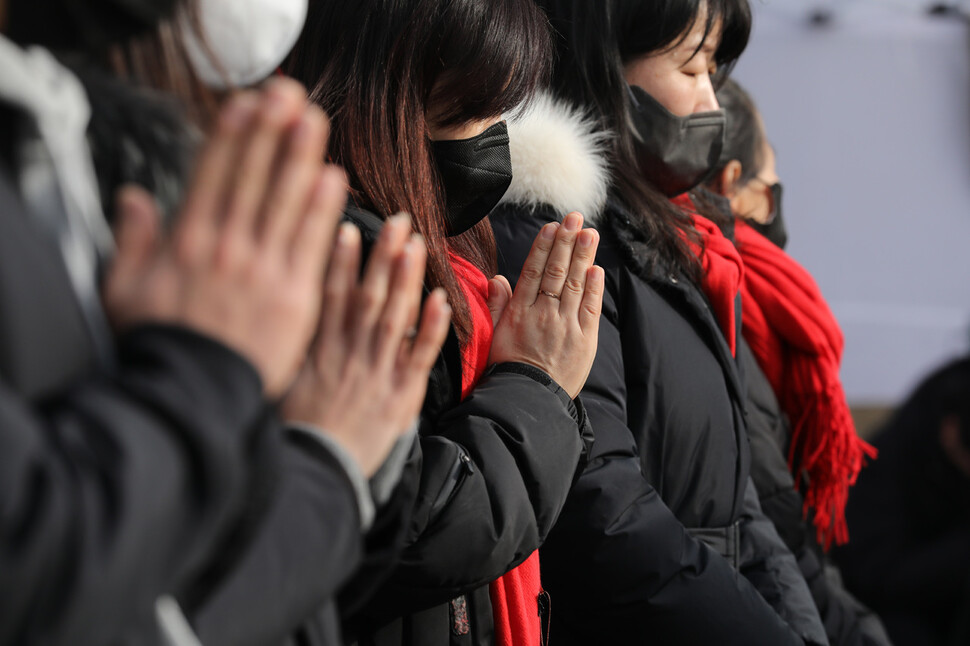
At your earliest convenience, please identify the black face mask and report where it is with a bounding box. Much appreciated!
[628,84,726,198]
[431,121,513,237]
[748,182,788,250]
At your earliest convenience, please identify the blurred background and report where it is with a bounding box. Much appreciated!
[734,0,970,434]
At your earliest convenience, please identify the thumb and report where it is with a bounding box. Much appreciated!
[487,275,513,329]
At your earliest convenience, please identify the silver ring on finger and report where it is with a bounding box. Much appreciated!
[539,290,561,300]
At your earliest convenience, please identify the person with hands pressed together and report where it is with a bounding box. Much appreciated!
[0,9,354,642]
[286,1,603,644]
[490,0,828,644]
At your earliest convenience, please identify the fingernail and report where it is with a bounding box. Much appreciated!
[579,230,594,248]
[337,222,357,247]
[383,214,407,239]
[222,94,257,129]
[564,212,582,231]
[541,223,557,240]
[265,88,290,122]
[293,111,317,142]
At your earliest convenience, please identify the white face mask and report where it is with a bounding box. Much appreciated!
[179,0,308,88]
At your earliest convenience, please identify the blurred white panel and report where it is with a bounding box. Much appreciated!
[734,2,970,403]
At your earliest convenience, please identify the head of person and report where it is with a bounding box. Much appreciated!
[7,0,177,53]
[285,0,551,343]
[913,357,970,481]
[536,0,751,278]
[706,78,786,247]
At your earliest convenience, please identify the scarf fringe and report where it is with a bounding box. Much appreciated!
[786,375,878,550]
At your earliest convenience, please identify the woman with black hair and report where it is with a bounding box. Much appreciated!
[708,79,889,646]
[286,1,603,645]
[490,0,827,643]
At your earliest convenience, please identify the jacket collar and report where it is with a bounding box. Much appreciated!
[500,93,611,225]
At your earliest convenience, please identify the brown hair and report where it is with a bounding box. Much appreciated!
[106,2,221,127]
[285,0,551,344]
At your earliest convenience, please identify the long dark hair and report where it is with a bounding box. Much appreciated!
[710,78,765,191]
[285,0,551,344]
[537,0,751,279]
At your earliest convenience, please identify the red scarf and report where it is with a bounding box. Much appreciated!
[732,221,876,549]
[450,254,544,646]
[672,195,744,357]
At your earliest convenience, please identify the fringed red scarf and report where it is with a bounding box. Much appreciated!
[671,195,744,357]
[450,254,544,646]
[732,220,876,549]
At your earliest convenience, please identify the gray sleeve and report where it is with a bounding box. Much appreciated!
[287,423,375,530]
[369,419,419,507]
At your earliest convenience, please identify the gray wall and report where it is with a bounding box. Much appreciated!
[733,1,970,403]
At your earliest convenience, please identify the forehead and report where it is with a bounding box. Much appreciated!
[676,11,722,55]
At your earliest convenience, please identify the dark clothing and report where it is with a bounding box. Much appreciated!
[739,340,892,646]
[0,168,280,646]
[188,429,368,646]
[0,57,367,646]
[834,358,970,646]
[491,198,825,645]
[337,206,592,646]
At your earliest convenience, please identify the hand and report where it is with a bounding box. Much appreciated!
[488,212,604,398]
[102,79,346,398]
[282,215,451,478]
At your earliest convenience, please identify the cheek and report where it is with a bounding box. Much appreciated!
[633,70,694,117]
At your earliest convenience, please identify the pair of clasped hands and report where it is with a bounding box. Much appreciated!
[101,78,604,478]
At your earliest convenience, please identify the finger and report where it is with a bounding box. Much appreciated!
[260,105,330,251]
[405,287,451,378]
[487,275,513,329]
[373,235,427,366]
[222,79,306,240]
[176,92,260,260]
[291,166,348,279]
[578,265,606,335]
[400,235,429,344]
[316,223,361,367]
[351,214,412,348]
[559,227,600,314]
[536,212,584,306]
[111,185,162,277]
[511,221,559,307]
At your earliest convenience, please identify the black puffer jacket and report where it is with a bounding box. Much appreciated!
[490,95,827,645]
[336,206,593,646]
[56,65,380,646]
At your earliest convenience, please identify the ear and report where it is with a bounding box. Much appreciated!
[719,160,743,197]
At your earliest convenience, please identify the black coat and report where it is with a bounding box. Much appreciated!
[833,358,970,646]
[492,199,822,645]
[336,207,593,646]
[0,118,280,645]
[0,62,368,646]
[488,93,826,645]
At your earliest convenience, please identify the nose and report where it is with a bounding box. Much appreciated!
[695,73,719,113]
